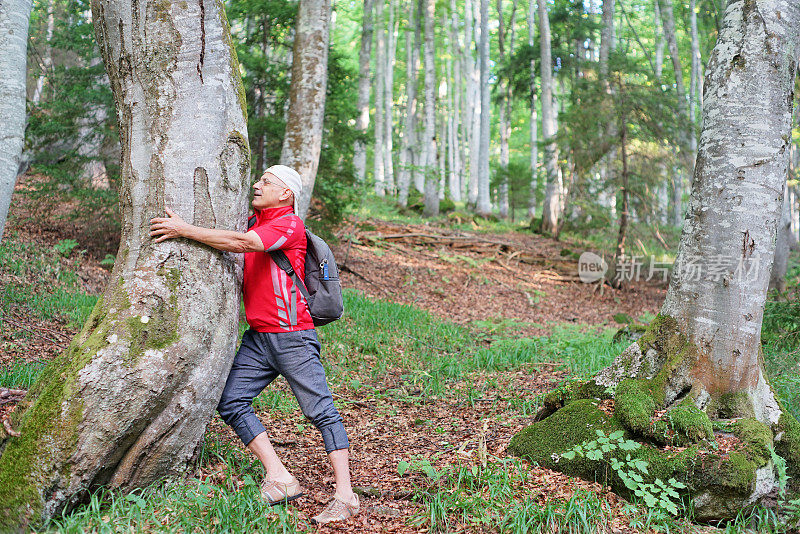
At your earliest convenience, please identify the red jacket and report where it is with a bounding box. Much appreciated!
[243,206,314,332]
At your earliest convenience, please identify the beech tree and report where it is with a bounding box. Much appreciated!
[353,0,374,182]
[0,1,250,528]
[280,0,331,217]
[538,0,560,234]
[511,0,800,521]
[422,0,438,216]
[0,0,33,243]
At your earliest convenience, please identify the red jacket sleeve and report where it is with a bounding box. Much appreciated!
[252,215,305,252]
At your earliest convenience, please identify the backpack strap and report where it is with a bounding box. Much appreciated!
[268,250,312,304]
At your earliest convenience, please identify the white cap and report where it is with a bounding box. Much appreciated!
[264,164,302,214]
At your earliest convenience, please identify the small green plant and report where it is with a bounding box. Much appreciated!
[561,429,687,516]
[100,253,115,268]
[397,455,442,481]
[54,239,79,257]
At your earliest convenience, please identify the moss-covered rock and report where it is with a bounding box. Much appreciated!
[510,399,775,521]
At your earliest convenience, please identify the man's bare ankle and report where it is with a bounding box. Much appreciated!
[333,490,357,505]
[265,470,295,484]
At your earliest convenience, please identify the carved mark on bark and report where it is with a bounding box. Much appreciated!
[197,0,205,84]
[193,167,216,227]
[741,230,756,257]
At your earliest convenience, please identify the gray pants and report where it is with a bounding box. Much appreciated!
[217,328,349,453]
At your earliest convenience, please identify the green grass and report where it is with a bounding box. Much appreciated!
[47,477,300,533]
[0,232,98,329]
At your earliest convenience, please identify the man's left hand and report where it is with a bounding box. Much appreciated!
[150,208,189,242]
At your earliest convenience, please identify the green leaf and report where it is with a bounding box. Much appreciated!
[398,460,410,476]
[623,478,638,490]
[562,450,577,460]
[587,449,603,461]
[643,493,657,507]
[596,429,606,438]
[609,430,625,440]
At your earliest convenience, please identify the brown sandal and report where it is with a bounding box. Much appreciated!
[311,494,360,524]
[260,477,303,506]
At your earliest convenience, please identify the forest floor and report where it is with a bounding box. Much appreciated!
[1,178,790,533]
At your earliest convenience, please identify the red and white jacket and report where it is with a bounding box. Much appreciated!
[243,206,314,332]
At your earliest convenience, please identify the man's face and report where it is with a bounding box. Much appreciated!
[252,172,291,210]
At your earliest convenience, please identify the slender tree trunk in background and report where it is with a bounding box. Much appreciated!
[373,0,386,196]
[353,0,374,182]
[280,0,331,218]
[526,0,538,219]
[512,1,800,519]
[496,0,516,219]
[538,0,560,234]
[670,150,683,225]
[422,0,438,216]
[0,0,32,244]
[0,1,251,528]
[771,181,797,291]
[467,0,480,207]
[450,1,463,202]
[412,0,425,194]
[383,0,398,195]
[611,119,629,289]
[31,0,54,104]
[654,0,664,78]
[689,0,699,163]
[77,56,110,189]
[446,15,460,202]
[438,92,447,199]
[598,0,614,79]
[476,0,491,216]
[397,0,419,207]
[658,0,691,183]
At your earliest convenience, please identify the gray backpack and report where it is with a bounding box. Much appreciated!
[269,230,344,326]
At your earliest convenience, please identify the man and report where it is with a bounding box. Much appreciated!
[149,165,359,525]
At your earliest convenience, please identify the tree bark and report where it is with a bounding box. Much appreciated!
[422,0,438,217]
[31,0,54,105]
[0,0,32,244]
[476,0,491,216]
[353,0,374,182]
[538,0,560,234]
[0,1,251,528]
[280,0,331,217]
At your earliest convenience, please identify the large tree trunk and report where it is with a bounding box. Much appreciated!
[475,0,491,216]
[280,0,331,217]
[0,1,251,529]
[422,0,438,217]
[0,0,32,244]
[353,0,374,182]
[511,0,800,521]
[538,0,560,234]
